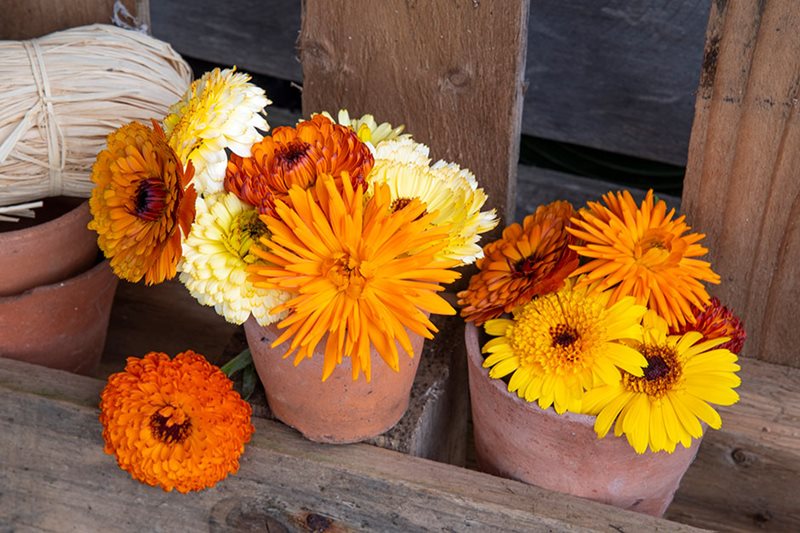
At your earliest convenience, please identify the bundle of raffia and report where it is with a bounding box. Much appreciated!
[0,24,191,216]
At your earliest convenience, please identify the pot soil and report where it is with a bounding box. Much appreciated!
[0,259,118,376]
[465,322,702,517]
[244,316,425,444]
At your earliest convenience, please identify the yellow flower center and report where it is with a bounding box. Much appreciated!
[149,404,192,444]
[325,252,371,299]
[225,210,269,263]
[623,344,682,398]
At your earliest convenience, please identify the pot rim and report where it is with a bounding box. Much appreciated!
[0,257,112,303]
[0,199,89,241]
[465,320,598,427]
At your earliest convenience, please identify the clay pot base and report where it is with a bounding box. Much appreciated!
[0,259,118,376]
[0,198,97,296]
[244,316,424,444]
[465,322,702,517]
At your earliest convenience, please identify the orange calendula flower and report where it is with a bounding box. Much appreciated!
[99,351,255,493]
[457,201,578,325]
[249,173,460,382]
[225,114,374,213]
[672,297,746,354]
[568,190,720,328]
[89,120,196,285]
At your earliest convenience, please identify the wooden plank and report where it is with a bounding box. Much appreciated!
[299,0,529,227]
[0,357,702,532]
[667,357,800,531]
[523,1,709,165]
[0,0,148,39]
[149,0,301,83]
[681,0,800,367]
[149,1,708,166]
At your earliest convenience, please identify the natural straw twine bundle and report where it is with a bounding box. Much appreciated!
[0,24,192,209]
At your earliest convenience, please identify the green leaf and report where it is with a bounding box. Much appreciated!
[241,364,257,401]
[220,348,252,377]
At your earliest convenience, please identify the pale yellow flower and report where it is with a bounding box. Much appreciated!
[369,159,497,265]
[374,137,432,167]
[320,109,406,146]
[165,68,269,194]
[178,193,290,325]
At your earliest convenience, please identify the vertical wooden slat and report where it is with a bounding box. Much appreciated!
[299,0,530,228]
[0,0,149,39]
[683,0,800,367]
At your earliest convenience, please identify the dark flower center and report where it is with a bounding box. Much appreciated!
[149,407,192,444]
[643,355,670,380]
[550,323,579,348]
[514,255,541,277]
[133,178,168,221]
[391,198,413,212]
[276,140,312,169]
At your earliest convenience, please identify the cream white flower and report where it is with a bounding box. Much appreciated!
[374,137,432,167]
[165,68,269,194]
[178,193,290,325]
[369,159,497,265]
[321,109,406,146]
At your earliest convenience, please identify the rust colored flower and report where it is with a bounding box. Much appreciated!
[457,201,579,325]
[224,114,374,213]
[672,297,746,354]
[568,190,720,328]
[99,351,255,493]
[89,121,196,285]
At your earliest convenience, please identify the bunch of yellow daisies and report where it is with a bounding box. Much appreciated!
[458,192,745,454]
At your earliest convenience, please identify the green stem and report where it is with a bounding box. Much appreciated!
[220,348,252,377]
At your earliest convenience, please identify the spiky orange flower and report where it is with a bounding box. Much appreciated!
[99,351,254,493]
[225,114,374,214]
[89,121,196,285]
[672,297,746,354]
[568,190,720,328]
[249,173,460,382]
[457,201,578,325]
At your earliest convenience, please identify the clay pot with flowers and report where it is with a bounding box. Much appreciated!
[457,192,745,516]
[90,69,499,443]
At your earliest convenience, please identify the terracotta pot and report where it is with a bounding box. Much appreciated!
[0,260,118,376]
[465,322,702,517]
[244,316,425,443]
[0,199,97,296]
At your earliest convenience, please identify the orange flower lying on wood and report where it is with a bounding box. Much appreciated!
[567,190,720,328]
[89,120,196,285]
[457,201,578,325]
[225,114,374,214]
[99,351,254,493]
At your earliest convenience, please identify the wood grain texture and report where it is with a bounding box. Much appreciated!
[149,0,301,83]
[299,0,530,227]
[0,357,703,532]
[682,0,800,367]
[149,0,708,165]
[0,0,147,39]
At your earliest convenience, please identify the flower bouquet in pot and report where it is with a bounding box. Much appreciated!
[458,192,745,516]
[88,67,498,444]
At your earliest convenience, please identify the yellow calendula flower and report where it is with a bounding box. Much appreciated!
[179,192,290,325]
[165,68,269,194]
[248,174,460,382]
[583,311,741,454]
[482,279,648,415]
[368,159,497,265]
[321,109,406,146]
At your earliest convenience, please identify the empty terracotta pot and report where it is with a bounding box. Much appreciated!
[0,198,97,296]
[466,322,702,517]
[244,316,425,443]
[0,259,118,376]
